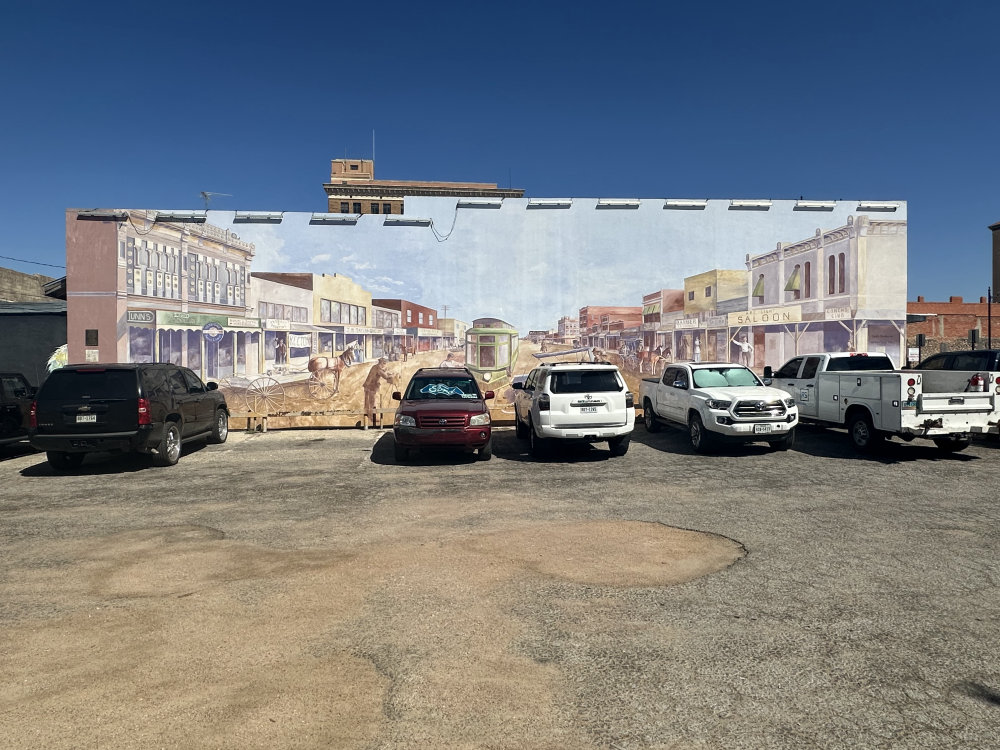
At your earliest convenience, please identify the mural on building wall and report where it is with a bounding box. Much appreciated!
[64,202,907,425]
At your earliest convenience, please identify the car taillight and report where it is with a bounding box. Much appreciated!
[625,391,634,408]
[138,397,152,425]
[538,394,550,411]
[907,378,916,387]
[29,400,38,429]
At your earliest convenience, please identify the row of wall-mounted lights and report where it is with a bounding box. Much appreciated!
[76,199,901,225]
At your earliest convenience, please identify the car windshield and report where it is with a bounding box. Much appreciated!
[405,376,481,399]
[39,369,137,399]
[549,370,622,394]
[692,367,761,388]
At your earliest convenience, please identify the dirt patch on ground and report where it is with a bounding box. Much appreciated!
[2,519,743,748]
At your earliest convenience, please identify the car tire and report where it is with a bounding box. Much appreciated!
[848,412,882,452]
[154,421,182,466]
[209,409,229,444]
[609,434,630,457]
[529,419,548,458]
[478,439,493,461]
[394,440,409,463]
[933,437,970,453]
[643,399,660,432]
[689,413,716,453]
[47,451,85,471]
[515,414,529,439]
[768,428,795,451]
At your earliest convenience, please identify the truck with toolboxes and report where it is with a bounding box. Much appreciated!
[764,352,994,452]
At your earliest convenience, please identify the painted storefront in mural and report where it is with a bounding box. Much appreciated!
[64,200,907,425]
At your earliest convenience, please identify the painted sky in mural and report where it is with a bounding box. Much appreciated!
[215,198,908,332]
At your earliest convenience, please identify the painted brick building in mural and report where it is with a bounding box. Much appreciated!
[66,210,257,379]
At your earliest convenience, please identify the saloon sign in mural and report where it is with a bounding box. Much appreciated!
[65,199,907,425]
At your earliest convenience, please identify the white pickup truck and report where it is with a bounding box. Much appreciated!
[640,362,799,452]
[764,352,994,452]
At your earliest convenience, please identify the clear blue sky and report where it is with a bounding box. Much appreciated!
[1,1,997,301]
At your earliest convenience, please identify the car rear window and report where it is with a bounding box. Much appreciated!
[406,376,481,399]
[825,356,894,372]
[549,370,622,394]
[39,369,138,400]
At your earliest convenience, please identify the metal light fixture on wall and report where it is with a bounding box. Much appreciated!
[233,211,283,224]
[154,210,207,223]
[663,199,708,210]
[309,213,360,225]
[77,209,130,220]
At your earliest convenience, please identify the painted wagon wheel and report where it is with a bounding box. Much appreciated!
[307,370,337,400]
[245,376,285,414]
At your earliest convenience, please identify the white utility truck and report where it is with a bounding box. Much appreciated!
[764,352,994,452]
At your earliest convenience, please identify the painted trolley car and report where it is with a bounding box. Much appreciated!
[464,317,519,387]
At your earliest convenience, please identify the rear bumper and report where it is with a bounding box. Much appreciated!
[393,425,491,450]
[29,425,159,454]
[536,411,635,441]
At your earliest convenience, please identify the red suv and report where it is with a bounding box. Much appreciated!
[392,367,494,462]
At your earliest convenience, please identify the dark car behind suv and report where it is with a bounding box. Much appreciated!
[914,350,1000,371]
[29,363,229,470]
[392,367,494,461]
[1,372,36,448]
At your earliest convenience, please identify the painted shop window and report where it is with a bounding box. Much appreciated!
[838,253,846,294]
[804,262,811,298]
[828,256,836,295]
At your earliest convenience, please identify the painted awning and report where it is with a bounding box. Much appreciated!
[784,266,801,292]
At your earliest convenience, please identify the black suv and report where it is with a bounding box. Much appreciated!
[1,372,36,448]
[29,363,229,470]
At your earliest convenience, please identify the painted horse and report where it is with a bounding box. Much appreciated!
[307,346,356,395]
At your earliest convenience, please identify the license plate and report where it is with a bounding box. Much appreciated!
[753,423,772,434]
[580,406,598,413]
[76,414,97,423]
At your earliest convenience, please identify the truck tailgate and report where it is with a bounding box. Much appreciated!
[917,391,993,414]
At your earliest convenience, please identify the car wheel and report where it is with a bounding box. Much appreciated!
[478,439,493,460]
[643,399,660,432]
[394,439,409,463]
[515,414,529,439]
[154,421,182,466]
[768,428,795,451]
[933,437,970,453]
[848,412,882,452]
[689,413,715,453]
[209,409,229,444]
[47,451,85,471]
[609,434,630,457]
[529,419,548,458]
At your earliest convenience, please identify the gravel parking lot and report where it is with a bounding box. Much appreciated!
[1,424,998,749]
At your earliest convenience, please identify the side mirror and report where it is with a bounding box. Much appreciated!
[763,366,773,379]
[511,381,524,390]
[673,380,687,389]
[483,390,495,400]
[762,377,773,386]
[392,391,402,401]
[206,382,219,391]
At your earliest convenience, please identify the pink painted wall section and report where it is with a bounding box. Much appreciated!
[65,211,123,364]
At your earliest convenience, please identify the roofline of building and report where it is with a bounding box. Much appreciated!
[323,183,524,199]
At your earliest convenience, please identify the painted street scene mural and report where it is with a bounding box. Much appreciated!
[65,200,907,426]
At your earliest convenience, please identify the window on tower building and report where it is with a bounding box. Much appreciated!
[340,202,349,213]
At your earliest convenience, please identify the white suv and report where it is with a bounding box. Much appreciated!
[511,362,635,457]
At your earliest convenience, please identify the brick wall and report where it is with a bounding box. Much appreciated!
[907,295,1000,354]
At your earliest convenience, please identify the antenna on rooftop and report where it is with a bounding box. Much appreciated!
[200,191,232,209]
